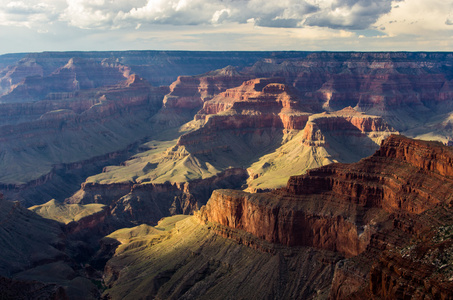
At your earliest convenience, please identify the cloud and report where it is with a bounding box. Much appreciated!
[374,0,453,35]
[304,0,398,30]
[0,0,453,45]
[0,0,62,27]
[56,0,392,30]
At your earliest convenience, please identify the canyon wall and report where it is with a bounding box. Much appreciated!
[199,135,453,298]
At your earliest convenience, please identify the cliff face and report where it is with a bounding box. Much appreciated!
[2,50,453,200]
[0,57,130,104]
[163,66,250,110]
[244,52,453,133]
[286,136,453,214]
[172,78,396,192]
[201,189,370,257]
[67,168,248,226]
[197,78,317,119]
[200,135,453,298]
[0,74,166,189]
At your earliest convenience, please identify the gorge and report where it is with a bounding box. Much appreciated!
[0,51,453,299]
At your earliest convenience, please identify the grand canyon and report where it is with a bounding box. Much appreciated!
[0,51,453,299]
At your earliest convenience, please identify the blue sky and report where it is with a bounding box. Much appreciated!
[1,0,453,54]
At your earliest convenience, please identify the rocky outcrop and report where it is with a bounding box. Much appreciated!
[163,66,250,110]
[197,78,317,117]
[245,52,453,131]
[0,73,166,190]
[0,57,130,103]
[301,107,395,147]
[177,79,315,154]
[200,189,371,257]
[68,168,248,226]
[199,135,453,298]
[286,136,453,214]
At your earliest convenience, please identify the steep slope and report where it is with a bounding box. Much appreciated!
[154,65,251,127]
[68,78,396,224]
[0,57,130,104]
[0,74,167,205]
[172,80,396,191]
[3,51,453,206]
[0,194,99,299]
[102,136,453,299]
[245,106,396,191]
[245,52,453,132]
[199,135,453,298]
[102,215,341,300]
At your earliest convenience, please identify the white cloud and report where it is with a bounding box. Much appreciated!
[304,0,398,30]
[0,0,427,33]
[374,0,453,36]
[0,0,62,28]
[1,0,453,54]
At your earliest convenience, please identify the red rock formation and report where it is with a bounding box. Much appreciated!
[0,57,130,103]
[200,189,370,257]
[301,107,395,146]
[286,136,453,214]
[199,135,453,298]
[247,52,453,112]
[162,66,250,109]
[197,78,317,117]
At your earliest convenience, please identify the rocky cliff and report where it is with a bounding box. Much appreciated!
[2,50,453,203]
[199,135,453,298]
[67,168,248,226]
[0,194,100,299]
[245,52,453,131]
[176,83,396,191]
[100,136,453,299]
[0,73,166,190]
[163,66,250,110]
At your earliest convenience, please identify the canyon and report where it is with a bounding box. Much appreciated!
[1,51,453,299]
[103,135,453,299]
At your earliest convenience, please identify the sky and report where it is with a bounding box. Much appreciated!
[1,0,453,54]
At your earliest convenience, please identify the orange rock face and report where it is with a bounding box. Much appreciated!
[200,135,453,298]
[163,66,250,110]
[200,189,369,257]
[301,107,395,146]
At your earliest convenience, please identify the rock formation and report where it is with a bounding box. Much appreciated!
[67,167,248,226]
[1,51,453,299]
[2,50,453,204]
[0,194,101,299]
[100,136,453,299]
[0,73,168,204]
[197,135,453,298]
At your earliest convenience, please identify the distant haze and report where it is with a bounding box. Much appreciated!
[0,0,453,54]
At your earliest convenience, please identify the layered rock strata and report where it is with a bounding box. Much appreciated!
[67,168,248,226]
[199,135,453,298]
[163,66,250,110]
[0,74,166,188]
